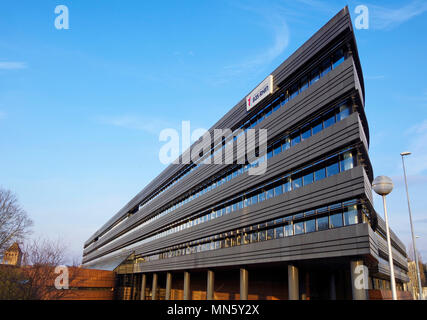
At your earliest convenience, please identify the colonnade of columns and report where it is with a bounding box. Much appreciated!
[136,260,368,300]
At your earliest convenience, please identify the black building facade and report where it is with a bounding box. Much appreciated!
[82,7,410,300]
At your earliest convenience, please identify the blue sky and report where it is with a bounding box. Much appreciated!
[0,0,426,262]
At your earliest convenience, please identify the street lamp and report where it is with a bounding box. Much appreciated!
[401,151,423,300]
[372,175,397,300]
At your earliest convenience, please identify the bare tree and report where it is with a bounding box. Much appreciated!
[0,237,83,300]
[0,188,33,257]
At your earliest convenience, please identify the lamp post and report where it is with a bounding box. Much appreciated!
[401,152,423,300]
[372,175,397,300]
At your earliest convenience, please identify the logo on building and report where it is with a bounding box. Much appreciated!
[246,75,273,111]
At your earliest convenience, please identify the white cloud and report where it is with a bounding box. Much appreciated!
[369,1,427,30]
[0,61,27,70]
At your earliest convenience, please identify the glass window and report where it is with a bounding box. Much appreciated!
[294,222,304,235]
[267,228,274,240]
[243,233,250,244]
[283,178,291,192]
[327,162,339,177]
[289,83,299,100]
[216,209,223,218]
[237,200,244,210]
[344,205,358,225]
[310,68,320,85]
[292,177,302,190]
[300,76,309,92]
[305,219,316,233]
[258,191,266,202]
[337,104,350,121]
[267,150,273,159]
[226,205,231,214]
[340,151,354,172]
[251,194,258,205]
[274,184,283,196]
[332,48,345,69]
[273,142,282,156]
[321,58,332,77]
[330,213,343,228]
[244,197,251,207]
[314,168,326,181]
[312,120,323,135]
[323,113,336,128]
[259,230,266,241]
[305,210,315,217]
[274,226,284,238]
[303,172,314,185]
[291,133,301,146]
[265,107,272,118]
[282,137,291,151]
[266,187,274,199]
[284,222,293,236]
[317,216,329,231]
[301,126,311,141]
[293,213,304,220]
[250,232,258,243]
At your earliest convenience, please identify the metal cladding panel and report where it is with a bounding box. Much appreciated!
[84,165,369,264]
[84,6,362,247]
[85,56,363,256]
[132,223,372,273]
[83,113,366,261]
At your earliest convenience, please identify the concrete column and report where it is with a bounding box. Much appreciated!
[240,268,249,300]
[183,271,191,300]
[350,260,368,300]
[152,273,158,300]
[207,270,215,300]
[140,274,146,300]
[288,264,299,300]
[330,273,337,300]
[165,272,172,300]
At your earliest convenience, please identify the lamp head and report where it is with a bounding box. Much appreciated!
[400,151,411,156]
[372,176,394,196]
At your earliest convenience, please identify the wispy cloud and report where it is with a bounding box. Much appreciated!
[212,4,290,84]
[96,114,171,135]
[0,61,27,70]
[365,75,385,80]
[369,1,427,30]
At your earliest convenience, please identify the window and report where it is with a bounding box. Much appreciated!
[250,232,258,243]
[282,138,291,151]
[291,133,301,146]
[267,228,274,240]
[266,187,274,200]
[305,219,316,233]
[344,205,358,225]
[303,172,314,185]
[323,112,336,128]
[284,222,293,236]
[289,83,299,100]
[301,126,311,141]
[274,226,284,238]
[292,177,302,190]
[312,120,323,135]
[317,216,329,231]
[329,213,343,228]
[321,58,332,77]
[332,48,345,69]
[340,151,354,172]
[300,76,309,92]
[327,162,339,177]
[244,197,251,208]
[259,230,266,241]
[274,184,283,196]
[251,194,258,205]
[258,191,266,202]
[283,178,291,192]
[273,142,282,156]
[337,104,350,121]
[310,68,320,84]
[314,167,326,181]
[294,222,304,235]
